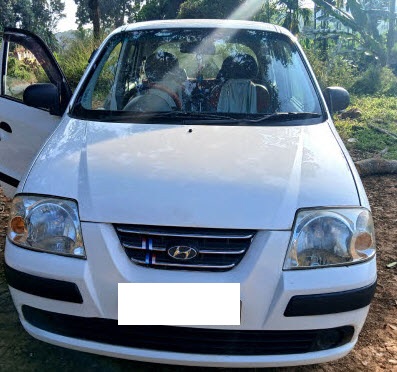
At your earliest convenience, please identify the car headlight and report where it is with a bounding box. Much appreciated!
[284,208,375,270]
[7,195,85,258]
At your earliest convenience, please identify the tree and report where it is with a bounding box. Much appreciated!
[177,0,244,19]
[0,0,21,30]
[311,0,390,64]
[134,0,185,21]
[89,0,100,40]
[32,0,65,47]
[252,0,279,24]
[387,0,396,64]
[277,0,312,34]
[74,0,100,40]
[74,0,139,40]
[0,0,65,50]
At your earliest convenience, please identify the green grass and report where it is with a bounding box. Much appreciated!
[334,95,397,160]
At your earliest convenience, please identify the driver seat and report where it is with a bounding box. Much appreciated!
[124,51,186,111]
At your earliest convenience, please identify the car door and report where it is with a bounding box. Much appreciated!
[0,28,72,197]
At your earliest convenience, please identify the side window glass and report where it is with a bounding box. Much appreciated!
[5,41,49,101]
[91,42,122,110]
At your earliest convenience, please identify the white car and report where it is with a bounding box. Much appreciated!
[1,20,376,368]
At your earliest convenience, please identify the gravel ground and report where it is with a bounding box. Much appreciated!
[0,177,396,371]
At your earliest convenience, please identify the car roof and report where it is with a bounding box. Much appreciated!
[116,19,292,38]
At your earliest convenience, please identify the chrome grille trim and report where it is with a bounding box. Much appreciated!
[198,249,246,255]
[115,224,255,271]
[116,226,254,240]
[122,243,167,252]
[122,244,245,255]
[130,258,236,270]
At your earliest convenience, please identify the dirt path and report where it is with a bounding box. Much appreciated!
[0,177,396,371]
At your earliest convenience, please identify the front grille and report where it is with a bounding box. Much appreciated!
[23,305,354,356]
[114,225,255,271]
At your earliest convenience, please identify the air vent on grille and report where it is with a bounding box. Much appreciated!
[114,225,255,271]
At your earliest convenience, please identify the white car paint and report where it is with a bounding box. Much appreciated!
[23,118,359,228]
[0,98,59,185]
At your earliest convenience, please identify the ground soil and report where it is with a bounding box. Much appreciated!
[0,177,396,371]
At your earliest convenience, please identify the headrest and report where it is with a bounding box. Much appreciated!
[217,53,258,80]
[145,51,183,82]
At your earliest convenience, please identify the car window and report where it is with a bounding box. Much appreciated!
[73,28,323,123]
[5,41,49,101]
[90,42,123,110]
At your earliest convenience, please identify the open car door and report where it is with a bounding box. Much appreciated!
[0,28,72,197]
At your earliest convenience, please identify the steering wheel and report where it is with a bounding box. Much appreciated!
[149,83,182,110]
[124,83,182,111]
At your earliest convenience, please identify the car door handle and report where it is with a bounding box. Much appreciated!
[0,122,12,133]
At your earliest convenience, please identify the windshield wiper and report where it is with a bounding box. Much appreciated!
[75,109,321,124]
[150,111,322,124]
[143,111,240,121]
[79,111,240,123]
[244,112,322,124]
[102,111,241,123]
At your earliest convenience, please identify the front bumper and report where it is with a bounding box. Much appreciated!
[5,222,377,367]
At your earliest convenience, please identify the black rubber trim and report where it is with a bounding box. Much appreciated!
[22,305,354,355]
[0,172,19,187]
[284,280,377,317]
[5,263,83,304]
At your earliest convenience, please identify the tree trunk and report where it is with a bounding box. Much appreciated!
[89,0,100,42]
[387,0,396,65]
[355,158,397,177]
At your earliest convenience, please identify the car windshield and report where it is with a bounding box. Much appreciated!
[72,28,323,124]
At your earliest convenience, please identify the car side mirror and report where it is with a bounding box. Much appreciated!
[23,83,62,116]
[323,87,350,115]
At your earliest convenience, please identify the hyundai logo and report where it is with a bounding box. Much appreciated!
[167,245,198,260]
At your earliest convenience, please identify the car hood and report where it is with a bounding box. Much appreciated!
[24,119,359,229]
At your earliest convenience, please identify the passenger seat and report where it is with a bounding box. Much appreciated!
[216,53,269,113]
